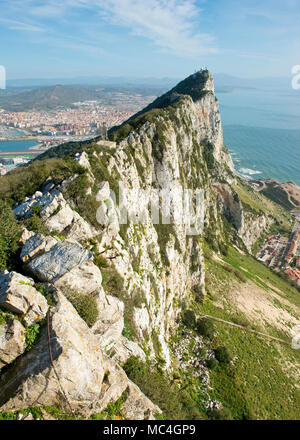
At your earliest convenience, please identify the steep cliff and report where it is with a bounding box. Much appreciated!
[0,70,298,420]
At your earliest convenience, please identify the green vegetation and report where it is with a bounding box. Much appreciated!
[89,391,128,420]
[35,284,56,307]
[25,323,42,351]
[202,139,216,171]
[62,289,99,327]
[261,182,295,211]
[196,318,216,339]
[0,157,85,205]
[0,201,21,271]
[200,246,300,420]
[182,309,196,329]
[123,357,205,420]
[214,346,231,364]
[24,204,50,235]
[153,223,181,266]
[233,178,292,231]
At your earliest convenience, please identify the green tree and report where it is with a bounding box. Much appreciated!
[0,201,21,270]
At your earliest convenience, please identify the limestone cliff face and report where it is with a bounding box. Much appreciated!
[0,70,281,418]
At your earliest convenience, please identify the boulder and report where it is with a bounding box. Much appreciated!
[74,152,91,171]
[54,261,102,294]
[19,228,35,245]
[64,212,96,242]
[0,271,48,325]
[13,191,55,219]
[0,319,26,368]
[122,381,161,420]
[45,205,74,233]
[20,233,57,263]
[108,336,146,365]
[26,241,92,283]
[0,292,105,415]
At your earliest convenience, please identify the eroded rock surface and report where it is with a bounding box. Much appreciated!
[0,271,48,325]
[0,319,26,368]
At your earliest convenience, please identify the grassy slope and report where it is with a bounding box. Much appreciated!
[201,246,300,420]
[234,178,292,229]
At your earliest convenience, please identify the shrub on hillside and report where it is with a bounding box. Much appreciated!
[182,309,196,329]
[206,358,218,370]
[63,289,99,327]
[196,318,215,339]
[123,357,203,420]
[209,406,233,420]
[0,201,21,271]
[214,346,231,364]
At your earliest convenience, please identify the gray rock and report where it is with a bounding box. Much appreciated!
[0,292,105,415]
[108,336,146,365]
[96,355,161,420]
[54,261,102,294]
[20,233,57,263]
[122,380,161,420]
[92,290,124,351]
[0,319,26,368]
[26,241,92,283]
[64,212,96,242]
[45,205,74,233]
[0,271,48,325]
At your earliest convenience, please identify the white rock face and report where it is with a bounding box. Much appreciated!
[92,289,124,351]
[96,181,111,202]
[0,271,48,325]
[64,212,96,242]
[45,205,74,233]
[74,151,91,171]
[0,319,26,368]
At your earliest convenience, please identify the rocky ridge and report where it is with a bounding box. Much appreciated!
[0,70,293,419]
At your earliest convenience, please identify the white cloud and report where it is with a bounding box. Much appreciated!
[0,18,45,32]
[96,0,217,57]
[0,0,217,57]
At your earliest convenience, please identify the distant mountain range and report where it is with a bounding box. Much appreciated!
[0,84,168,112]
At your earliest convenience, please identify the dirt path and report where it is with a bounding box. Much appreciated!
[200,313,291,346]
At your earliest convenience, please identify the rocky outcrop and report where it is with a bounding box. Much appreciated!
[0,271,48,325]
[0,70,283,420]
[26,241,92,283]
[54,260,102,294]
[0,291,105,414]
[14,186,96,242]
[0,290,159,419]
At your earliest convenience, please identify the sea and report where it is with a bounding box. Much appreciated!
[0,139,38,152]
[217,86,300,185]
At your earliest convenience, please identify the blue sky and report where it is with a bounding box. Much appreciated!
[1,0,300,80]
